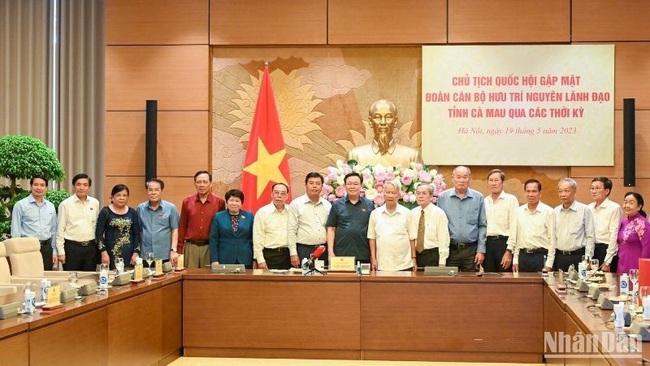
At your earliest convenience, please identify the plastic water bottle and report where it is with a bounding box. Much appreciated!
[578,261,587,280]
[620,273,630,297]
[356,261,362,276]
[40,278,50,302]
[23,284,35,314]
[614,302,625,328]
[99,263,109,292]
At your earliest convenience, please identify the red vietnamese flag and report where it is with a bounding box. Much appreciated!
[241,64,291,213]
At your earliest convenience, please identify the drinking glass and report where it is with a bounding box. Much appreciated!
[68,271,78,285]
[145,252,154,271]
[114,257,125,275]
[590,258,599,273]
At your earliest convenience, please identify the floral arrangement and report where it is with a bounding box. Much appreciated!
[322,160,446,208]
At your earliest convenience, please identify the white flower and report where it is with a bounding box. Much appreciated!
[402,168,415,178]
[365,188,377,200]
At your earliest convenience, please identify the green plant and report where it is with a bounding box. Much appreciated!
[0,135,67,238]
[0,135,65,196]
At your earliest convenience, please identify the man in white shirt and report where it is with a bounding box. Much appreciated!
[369,181,416,271]
[553,178,595,272]
[11,175,57,270]
[55,173,100,271]
[410,184,450,268]
[512,179,555,272]
[288,172,331,266]
[588,177,622,272]
[253,183,299,270]
[484,169,518,272]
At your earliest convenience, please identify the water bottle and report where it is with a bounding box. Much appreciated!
[23,284,35,314]
[356,261,362,276]
[99,263,109,292]
[578,261,587,280]
[614,302,625,328]
[40,278,50,302]
[620,274,630,297]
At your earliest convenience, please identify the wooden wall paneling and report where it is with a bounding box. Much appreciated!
[572,110,650,182]
[106,0,209,45]
[105,111,209,177]
[572,0,650,42]
[613,43,650,110]
[448,0,570,43]
[106,45,209,111]
[29,308,108,366]
[210,0,327,45]
[107,290,163,366]
[328,0,446,45]
[570,110,624,180]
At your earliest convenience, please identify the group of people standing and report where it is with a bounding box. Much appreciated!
[10,167,650,275]
[433,167,650,275]
[10,173,179,271]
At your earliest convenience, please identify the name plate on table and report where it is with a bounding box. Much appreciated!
[329,256,356,272]
[134,265,143,281]
[155,259,163,276]
[45,285,62,308]
[175,254,185,270]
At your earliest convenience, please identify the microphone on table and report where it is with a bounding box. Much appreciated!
[306,245,326,270]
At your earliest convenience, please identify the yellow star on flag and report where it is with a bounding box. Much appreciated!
[243,138,288,198]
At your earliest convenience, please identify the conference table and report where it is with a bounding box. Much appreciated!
[0,272,182,366]
[183,270,544,363]
[2,268,649,365]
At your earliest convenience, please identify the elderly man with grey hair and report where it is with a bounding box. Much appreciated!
[553,178,595,272]
[409,183,450,268]
[368,181,417,271]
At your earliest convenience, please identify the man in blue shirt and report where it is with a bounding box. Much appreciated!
[437,166,487,271]
[326,172,375,263]
[137,179,180,264]
[11,175,57,270]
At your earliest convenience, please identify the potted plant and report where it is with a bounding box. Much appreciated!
[0,135,69,238]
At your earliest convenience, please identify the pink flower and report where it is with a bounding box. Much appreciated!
[374,194,385,206]
[328,194,337,202]
[386,171,396,181]
[335,185,346,197]
[374,182,384,194]
[418,171,432,183]
[401,175,413,186]
[322,184,333,197]
[374,171,386,182]
[363,172,373,182]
